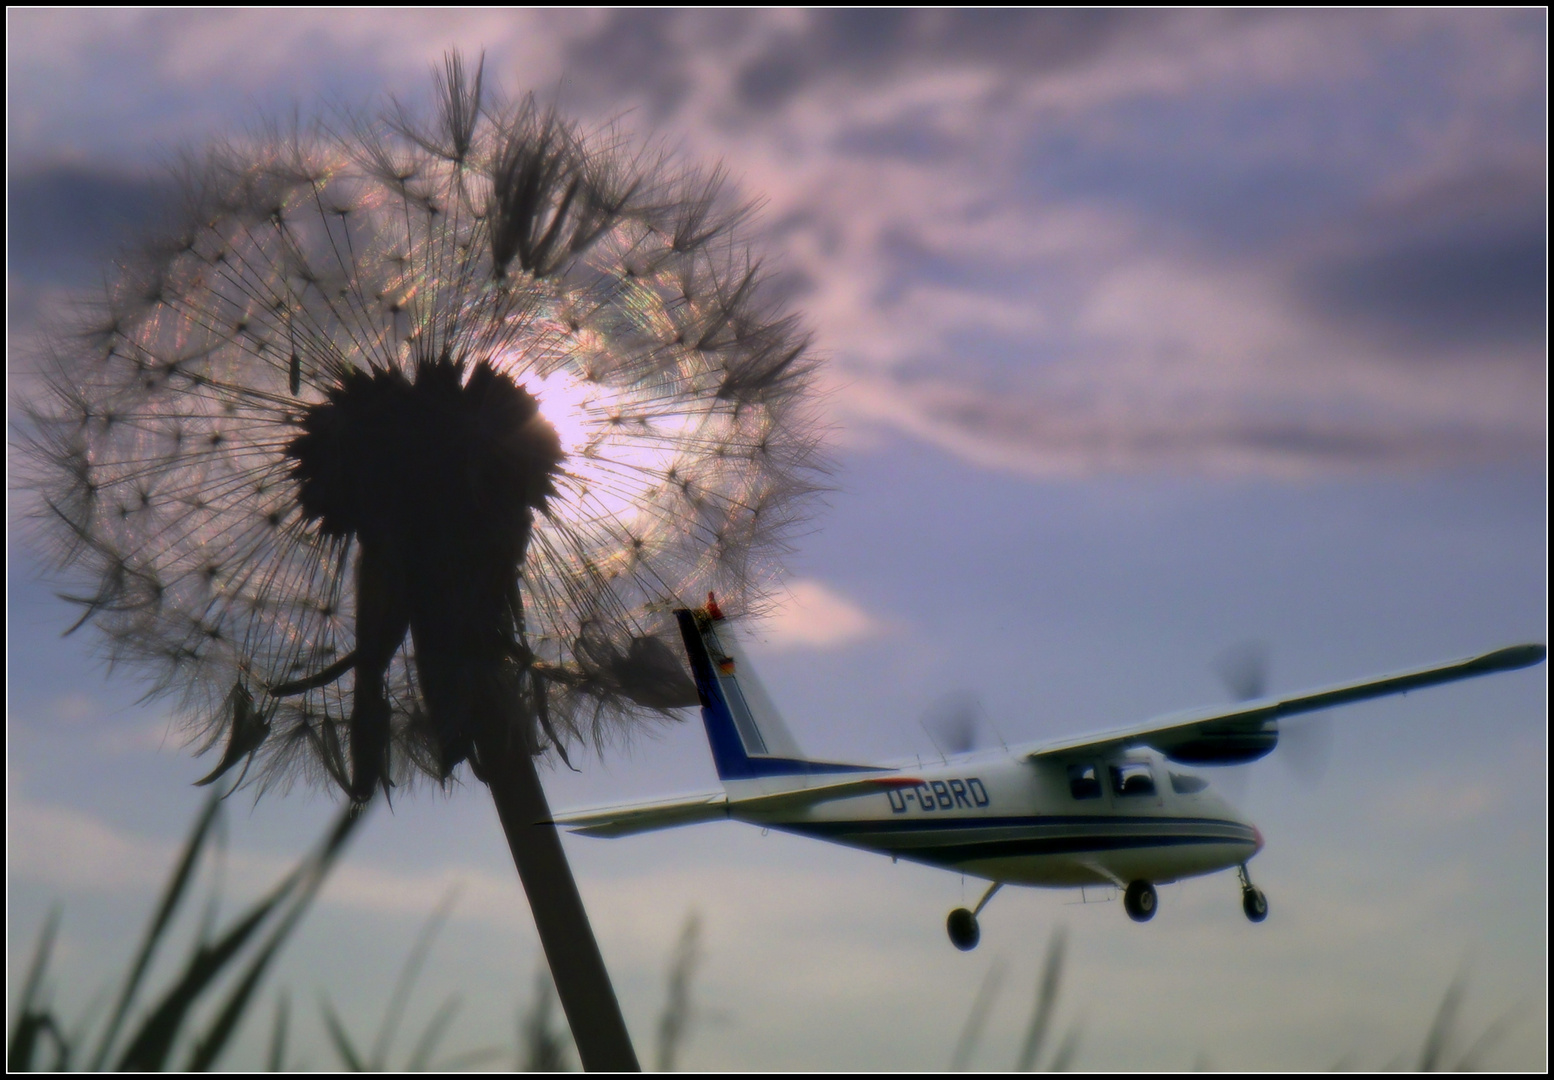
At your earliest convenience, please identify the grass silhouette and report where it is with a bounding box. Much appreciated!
[8,786,362,1071]
[14,808,1528,1072]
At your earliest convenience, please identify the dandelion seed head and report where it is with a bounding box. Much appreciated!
[21,55,827,799]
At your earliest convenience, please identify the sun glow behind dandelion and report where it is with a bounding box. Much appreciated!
[526,367,597,456]
[521,361,690,528]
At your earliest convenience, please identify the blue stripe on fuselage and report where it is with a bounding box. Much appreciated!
[791,813,1253,834]
[845,831,1251,866]
[674,608,876,781]
[774,813,1257,868]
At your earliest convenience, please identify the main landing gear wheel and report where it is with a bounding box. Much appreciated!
[1237,864,1268,922]
[947,908,980,951]
[1123,880,1157,922]
[946,881,1003,951]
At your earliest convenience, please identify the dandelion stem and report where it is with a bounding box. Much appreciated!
[480,735,639,1071]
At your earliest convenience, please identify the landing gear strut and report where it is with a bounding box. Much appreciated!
[1123,880,1157,922]
[1238,864,1268,923]
[946,882,1003,951]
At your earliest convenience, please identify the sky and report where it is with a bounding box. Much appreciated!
[6,9,1547,1070]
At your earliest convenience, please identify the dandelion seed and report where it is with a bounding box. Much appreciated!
[20,52,826,1070]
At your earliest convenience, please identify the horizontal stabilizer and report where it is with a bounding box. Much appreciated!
[555,792,728,838]
[557,775,922,838]
[730,775,923,817]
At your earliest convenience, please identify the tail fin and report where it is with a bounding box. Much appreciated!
[675,601,877,782]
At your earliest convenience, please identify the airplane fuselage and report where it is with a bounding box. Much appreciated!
[729,748,1259,889]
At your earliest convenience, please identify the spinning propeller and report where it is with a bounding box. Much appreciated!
[921,690,988,757]
[1213,640,1333,793]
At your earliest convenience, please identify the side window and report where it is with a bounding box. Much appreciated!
[1109,761,1156,797]
[1170,772,1208,794]
[1067,763,1102,800]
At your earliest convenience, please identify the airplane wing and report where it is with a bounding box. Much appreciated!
[1025,643,1546,767]
[555,775,922,837]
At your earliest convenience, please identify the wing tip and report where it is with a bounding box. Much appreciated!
[1481,644,1547,671]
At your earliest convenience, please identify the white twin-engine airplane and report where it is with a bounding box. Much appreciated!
[557,598,1545,951]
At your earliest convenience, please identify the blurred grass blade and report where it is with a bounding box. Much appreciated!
[115,799,362,1070]
[113,872,303,1069]
[321,995,367,1071]
[655,911,701,1072]
[193,808,232,949]
[12,905,62,1024]
[185,803,365,1070]
[7,1014,68,1073]
[1049,1022,1082,1071]
[949,956,1005,1071]
[60,985,114,1072]
[369,886,460,1069]
[1454,1001,1530,1070]
[267,993,290,1073]
[1418,971,1465,1071]
[8,904,63,1071]
[519,969,570,1072]
[439,1045,512,1071]
[1016,927,1067,1071]
[88,790,223,1070]
[405,995,462,1071]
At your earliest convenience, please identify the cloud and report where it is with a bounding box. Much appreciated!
[828,207,1545,477]
[49,692,100,722]
[93,717,182,756]
[728,10,1148,113]
[1302,230,1544,352]
[7,10,1544,479]
[755,579,884,649]
[29,690,181,755]
[8,165,174,285]
[320,858,521,922]
[557,9,721,118]
[5,787,527,923]
[7,792,173,891]
[1364,769,1505,829]
[1293,165,1547,354]
[842,374,1543,479]
[4,10,570,170]
[693,11,1544,477]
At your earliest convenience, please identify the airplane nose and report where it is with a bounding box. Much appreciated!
[1252,824,1264,854]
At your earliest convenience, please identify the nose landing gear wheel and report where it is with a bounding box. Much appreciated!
[1123,880,1157,922]
[947,907,980,950]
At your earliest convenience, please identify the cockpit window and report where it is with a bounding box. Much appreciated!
[1109,762,1156,797]
[1169,772,1208,794]
[1067,763,1102,800]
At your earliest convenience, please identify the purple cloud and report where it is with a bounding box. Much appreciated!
[8,9,1546,475]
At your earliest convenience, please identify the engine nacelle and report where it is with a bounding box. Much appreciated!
[1151,712,1278,765]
